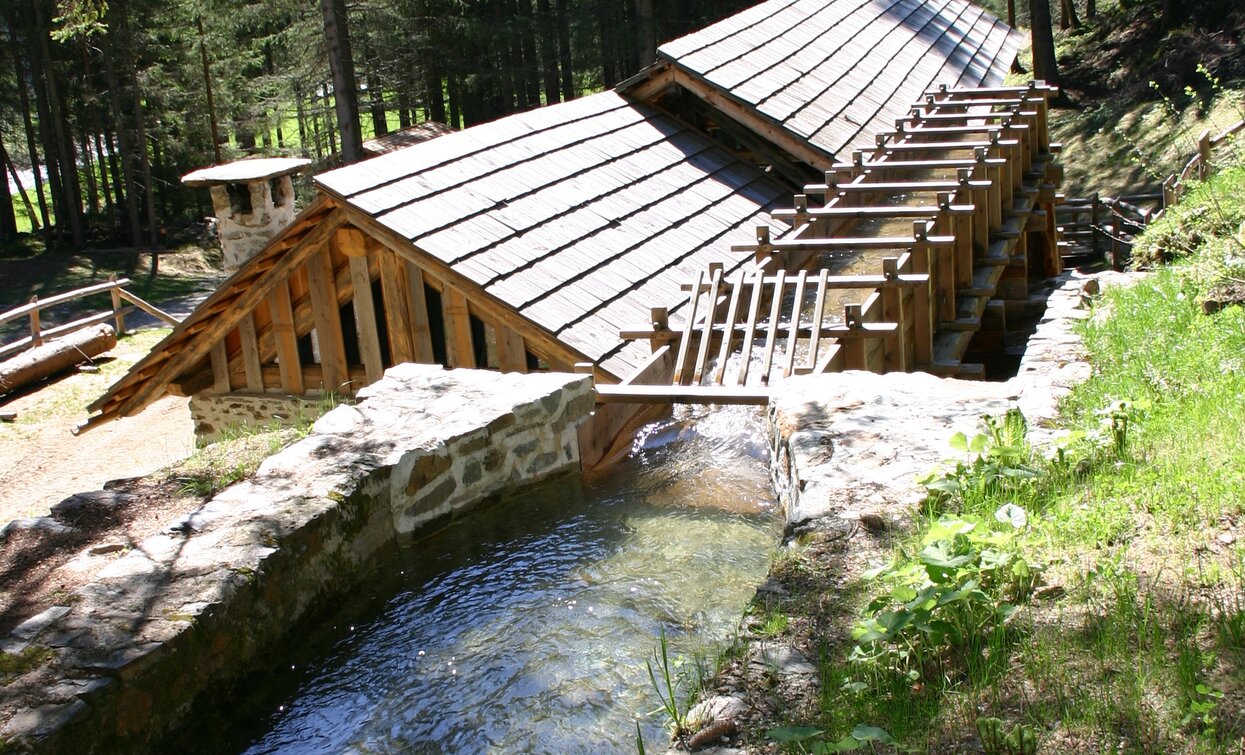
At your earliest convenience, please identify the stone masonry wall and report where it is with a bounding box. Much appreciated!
[0,364,593,753]
[208,176,297,271]
[188,393,327,444]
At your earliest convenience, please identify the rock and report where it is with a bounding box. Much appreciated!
[749,641,818,677]
[50,490,136,523]
[686,695,748,730]
[858,511,888,533]
[1,517,73,539]
[11,606,72,642]
[88,543,127,557]
[1218,531,1237,545]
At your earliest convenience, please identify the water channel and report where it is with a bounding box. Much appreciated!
[182,406,779,754]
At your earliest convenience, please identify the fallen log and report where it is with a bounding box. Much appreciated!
[0,324,117,396]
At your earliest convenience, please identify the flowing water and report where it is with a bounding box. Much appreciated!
[188,406,779,754]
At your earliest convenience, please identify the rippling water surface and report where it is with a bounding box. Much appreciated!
[196,406,778,754]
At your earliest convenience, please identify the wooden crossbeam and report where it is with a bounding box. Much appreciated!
[772,204,974,221]
[905,110,1038,124]
[869,138,1020,153]
[670,272,930,296]
[623,319,899,345]
[803,179,992,194]
[833,156,1006,172]
[595,384,770,406]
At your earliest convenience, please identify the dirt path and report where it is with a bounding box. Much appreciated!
[0,333,195,523]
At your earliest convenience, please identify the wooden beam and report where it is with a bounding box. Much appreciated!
[782,270,808,379]
[378,248,415,364]
[760,270,785,385]
[496,324,528,373]
[238,313,264,391]
[209,341,230,394]
[404,261,436,363]
[348,255,384,382]
[306,246,350,393]
[442,285,476,368]
[595,383,770,406]
[268,281,303,394]
[734,271,765,387]
[673,270,704,385]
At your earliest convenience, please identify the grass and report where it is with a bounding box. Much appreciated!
[756,165,1245,753]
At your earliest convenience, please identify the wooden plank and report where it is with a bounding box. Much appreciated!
[760,270,785,385]
[348,255,384,382]
[672,269,704,386]
[0,278,129,328]
[782,270,808,379]
[404,261,436,363]
[805,269,830,369]
[879,258,907,371]
[594,383,770,406]
[734,271,765,387]
[209,341,231,394]
[306,247,350,393]
[442,286,476,368]
[268,281,303,394]
[379,249,415,364]
[238,313,264,392]
[496,324,528,373]
[713,270,747,385]
[692,266,723,384]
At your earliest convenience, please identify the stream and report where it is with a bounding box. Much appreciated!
[181,405,779,754]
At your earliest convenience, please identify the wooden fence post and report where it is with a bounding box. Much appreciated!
[1090,192,1100,261]
[1197,129,1212,180]
[109,274,126,336]
[28,295,41,348]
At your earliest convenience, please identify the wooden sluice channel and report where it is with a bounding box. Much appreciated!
[598,82,1062,405]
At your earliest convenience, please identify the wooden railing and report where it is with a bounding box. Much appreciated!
[0,276,181,361]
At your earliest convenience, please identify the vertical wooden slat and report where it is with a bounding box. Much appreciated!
[238,313,264,391]
[442,285,475,368]
[209,340,231,394]
[692,265,724,385]
[672,270,704,386]
[108,276,126,335]
[805,269,830,370]
[379,250,415,364]
[306,248,349,393]
[496,324,528,373]
[911,253,933,366]
[843,305,867,371]
[782,269,808,378]
[28,296,41,347]
[734,271,765,387]
[348,256,384,383]
[760,270,785,385]
[404,261,436,363]
[268,281,303,394]
[713,273,746,385]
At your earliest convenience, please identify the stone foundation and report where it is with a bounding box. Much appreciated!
[0,364,593,753]
[188,392,326,444]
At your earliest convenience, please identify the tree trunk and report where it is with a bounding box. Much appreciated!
[30,0,86,247]
[1086,0,1095,20]
[3,149,39,233]
[101,27,143,247]
[0,324,117,396]
[597,0,617,87]
[1007,0,1016,26]
[1029,0,1059,87]
[535,0,561,105]
[516,0,542,108]
[6,8,53,244]
[197,16,222,163]
[424,60,446,123]
[368,72,388,136]
[1059,0,1079,30]
[92,128,113,218]
[0,133,16,241]
[320,0,364,164]
[635,0,655,68]
[556,0,574,100]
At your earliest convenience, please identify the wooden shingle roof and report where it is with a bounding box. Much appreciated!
[316,91,792,380]
[658,0,1024,160]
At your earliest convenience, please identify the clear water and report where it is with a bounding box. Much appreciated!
[194,406,778,754]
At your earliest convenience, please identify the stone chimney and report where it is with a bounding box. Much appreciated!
[182,157,312,272]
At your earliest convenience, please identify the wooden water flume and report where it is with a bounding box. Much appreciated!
[599,82,1064,405]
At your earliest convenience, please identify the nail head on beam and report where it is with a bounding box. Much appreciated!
[651,307,669,329]
[845,304,862,328]
[883,257,899,280]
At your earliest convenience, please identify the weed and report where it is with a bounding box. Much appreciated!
[646,626,693,737]
[0,645,55,683]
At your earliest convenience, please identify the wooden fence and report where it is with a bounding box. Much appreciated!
[1059,117,1245,269]
[0,276,181,361]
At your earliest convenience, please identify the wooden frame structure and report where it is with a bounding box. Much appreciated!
[599,81,1062,404]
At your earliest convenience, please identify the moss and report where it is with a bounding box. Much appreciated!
[0,646,55,683]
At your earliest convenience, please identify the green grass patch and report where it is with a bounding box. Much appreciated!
[764,166,1245,753]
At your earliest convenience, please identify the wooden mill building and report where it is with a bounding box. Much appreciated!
[81,0,1050,466]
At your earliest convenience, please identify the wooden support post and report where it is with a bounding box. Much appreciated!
[238,313,264,392]
[880,257,908,372]
[268,281,303,394]
[306,248,350,393]
[348,256,384,383]
[496,324,528,373]
[782,270,808,378]
[442,285,476,369]
[649,307,669,354]
[842,304,866,371]
[692,265,724,384]
[108,275,126,336]
[910,252,934,367]
[209,340,231,394]
[760,270,785,385]
[378,250,415,364]
[673,270,704,385]
[735,272,765,387]
[805,269,830,370]
[403,262,435,364]
[1090,192,1101,260]
[1162,178,1176,209]
[714,272,747,385]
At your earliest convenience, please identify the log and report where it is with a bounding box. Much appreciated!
[0,324,117,396]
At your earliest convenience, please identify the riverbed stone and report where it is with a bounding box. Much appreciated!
[0,364,593,753]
